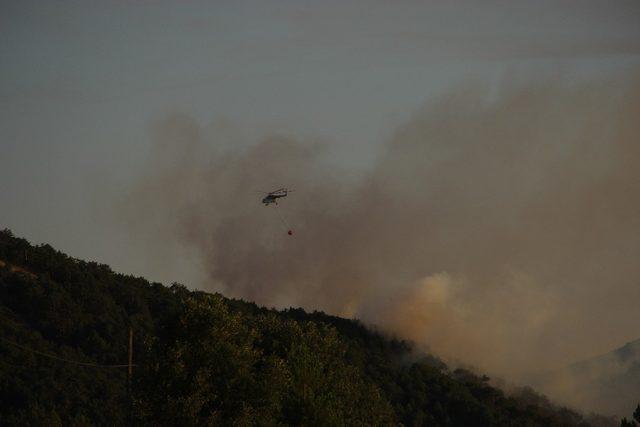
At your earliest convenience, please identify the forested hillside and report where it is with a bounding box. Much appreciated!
[0,229,618,426]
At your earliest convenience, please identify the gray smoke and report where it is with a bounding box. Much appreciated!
[118,70,640,414]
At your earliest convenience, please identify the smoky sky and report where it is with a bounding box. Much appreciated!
[120,70,640,396]
[2,1,640,416]
[3,0,640,277]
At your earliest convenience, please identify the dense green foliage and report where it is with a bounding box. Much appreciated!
[0,230,617,426]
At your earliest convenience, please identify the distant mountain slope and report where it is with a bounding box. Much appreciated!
[540,338,640,417]
[0,229,617,426]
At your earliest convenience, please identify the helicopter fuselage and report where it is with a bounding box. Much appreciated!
[261,188,290,206]
[262,194,285,205]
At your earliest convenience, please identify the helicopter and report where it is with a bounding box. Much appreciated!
[260,188,293,206]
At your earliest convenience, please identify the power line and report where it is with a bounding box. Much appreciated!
[0,337,136,368]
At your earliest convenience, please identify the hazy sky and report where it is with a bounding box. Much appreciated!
[2,3,640,414]
[1,0,639,278]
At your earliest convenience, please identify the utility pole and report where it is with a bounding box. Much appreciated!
[128,327,133,381]
[128,326,133,423]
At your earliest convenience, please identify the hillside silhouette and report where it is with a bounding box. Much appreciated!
[535,338,640,418]
[0,229,620,426]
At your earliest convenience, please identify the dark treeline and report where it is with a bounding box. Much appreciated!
[0,229,620,426]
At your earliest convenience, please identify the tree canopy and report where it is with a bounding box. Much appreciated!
[0,229,619,426]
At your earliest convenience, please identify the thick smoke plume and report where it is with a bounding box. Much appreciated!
[119,71,640,413]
